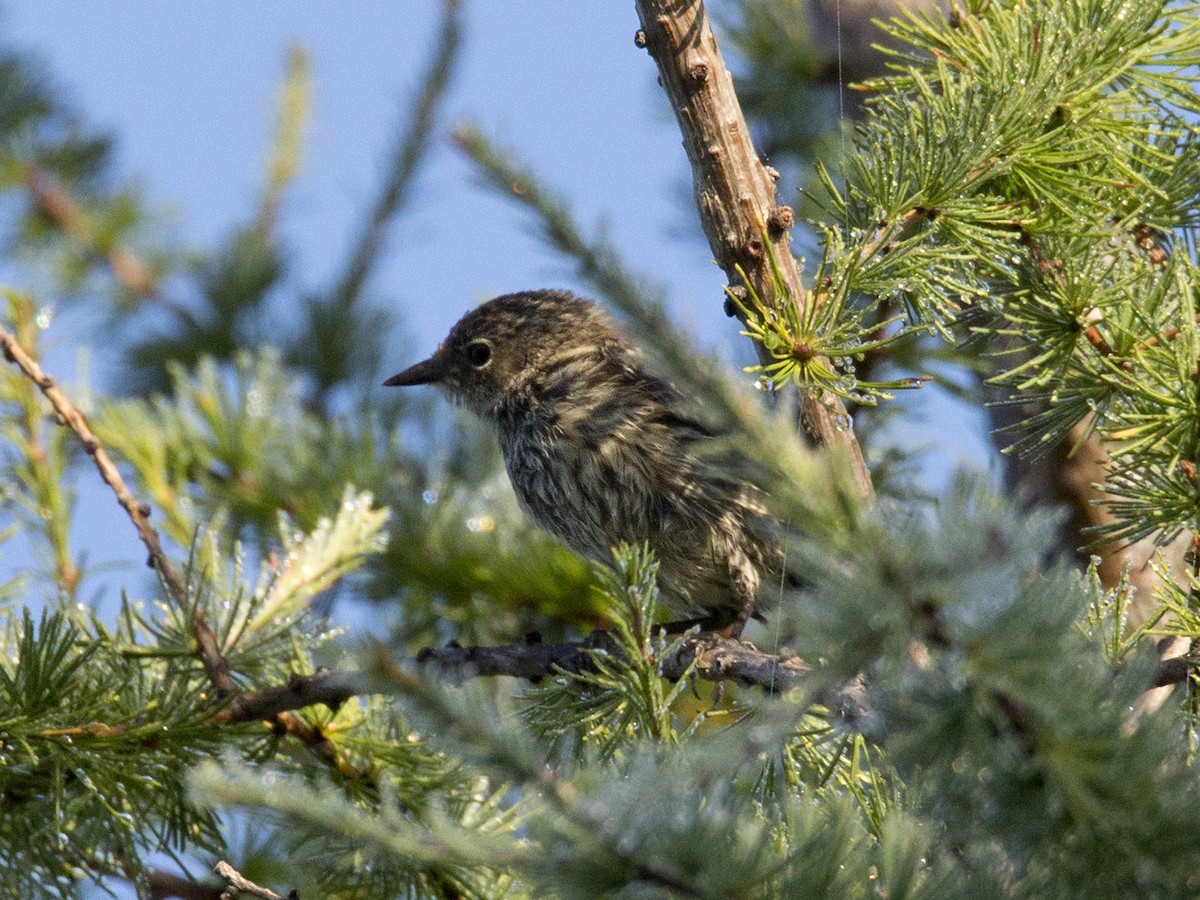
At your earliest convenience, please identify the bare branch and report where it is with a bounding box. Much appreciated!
[415,631,813,692]
[206,636,816,727]
[212,669,367,725]
[633,0,873,498]
[214,861,294,900]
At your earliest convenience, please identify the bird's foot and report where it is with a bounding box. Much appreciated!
[654,613,733,639]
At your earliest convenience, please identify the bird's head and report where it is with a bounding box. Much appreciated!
[384,290,618,418]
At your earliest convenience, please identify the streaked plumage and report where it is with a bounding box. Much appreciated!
[385,289,781,629]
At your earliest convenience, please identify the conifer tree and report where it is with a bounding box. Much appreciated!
[1,1,1198,898]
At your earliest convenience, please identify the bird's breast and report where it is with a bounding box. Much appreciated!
[496,398,662,562]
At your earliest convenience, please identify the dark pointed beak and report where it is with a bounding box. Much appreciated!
[383,354,447,387]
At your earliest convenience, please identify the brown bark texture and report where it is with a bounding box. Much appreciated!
[634,0,874,498]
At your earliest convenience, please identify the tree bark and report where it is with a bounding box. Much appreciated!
[634,0,874,499]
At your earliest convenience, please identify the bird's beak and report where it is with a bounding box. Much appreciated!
[383,352,447,387]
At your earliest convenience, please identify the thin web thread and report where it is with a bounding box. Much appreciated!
[768,0,849,690]
[765,0,850,691]
[768,538,788,693]
[836,0,849,233]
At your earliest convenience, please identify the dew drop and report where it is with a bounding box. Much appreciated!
[466,514,496,534]
[245,388,266,418]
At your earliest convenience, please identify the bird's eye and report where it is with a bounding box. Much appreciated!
[465,340,492,368]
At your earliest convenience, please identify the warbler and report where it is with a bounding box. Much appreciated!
[384,289,783,633]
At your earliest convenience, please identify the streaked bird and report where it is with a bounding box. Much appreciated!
[385,289,783,633]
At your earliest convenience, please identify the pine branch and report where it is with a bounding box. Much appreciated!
[0,338,371,777]
[0,341,373,806]
[633,0,873,498]
[0,322,236,696]
[22,165,200,330]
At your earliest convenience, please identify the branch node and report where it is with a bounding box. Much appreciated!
[767,205,795,236]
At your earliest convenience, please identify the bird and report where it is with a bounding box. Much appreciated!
[384,289,783,635]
